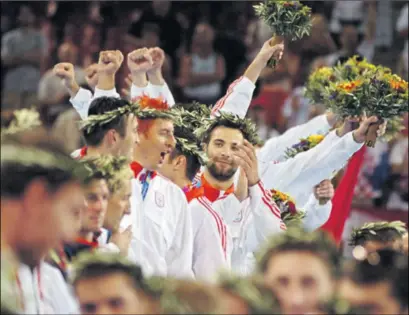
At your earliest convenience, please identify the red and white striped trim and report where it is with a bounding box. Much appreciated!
[197,197,227,258]
[257,181,282,219]
[211,76,243,116]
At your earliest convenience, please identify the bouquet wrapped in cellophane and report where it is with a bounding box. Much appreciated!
[316,56,409,147]
[254,0,312,68]
[270,189,305,227]
[285,134,325,159]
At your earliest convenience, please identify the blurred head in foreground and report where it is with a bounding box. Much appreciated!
[256,228,340,314]
[338,248,408,315]
[72,252,160,315]
[1,128,86,267]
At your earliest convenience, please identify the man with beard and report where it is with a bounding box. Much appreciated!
[256,228,340,314]
[1,128,88,314]
[158,121,230,281]
[349,220,407,254]
[197,110,376,274]
[339,248,408,315]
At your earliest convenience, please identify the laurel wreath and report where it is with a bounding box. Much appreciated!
[195,111,262,146]
[349,220,407,246]
[1,108,42,136]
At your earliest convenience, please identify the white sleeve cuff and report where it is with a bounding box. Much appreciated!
[248,181,266,199]
[93,87,120,99]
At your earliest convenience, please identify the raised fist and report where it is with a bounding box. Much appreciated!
[98,50,123,75]
[148,47,165,71]
[53,62,75,88]
[127,48,153,74]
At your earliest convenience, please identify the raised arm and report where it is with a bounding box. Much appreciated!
[211,39,284,118]
[129,47,175,105]
[257,113,338,164]
[258,117,381,201]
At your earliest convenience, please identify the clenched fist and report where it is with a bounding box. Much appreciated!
[84,63,99,90]
[53,62,79,96]
[127,48,153,74]
[98,50,124,75]
[148,47,165,72]
[313,179,334,205]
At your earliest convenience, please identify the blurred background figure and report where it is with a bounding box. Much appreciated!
[178,22,225,105]
[1,4,48,109]
[38,42,86,106]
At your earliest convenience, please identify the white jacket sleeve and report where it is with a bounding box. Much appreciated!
[244,181,286,253]
[189,198,228,282]
[69,87,120,119]
[259,131,363,202]
[166,194,194,279]
[301,193,332,232]
[69,88,93,119]
[131,82,175,107]
[211,76,256,118]
[258,115,332,163]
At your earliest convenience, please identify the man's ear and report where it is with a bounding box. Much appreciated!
[105,129,117,146]
[174,155,187,170]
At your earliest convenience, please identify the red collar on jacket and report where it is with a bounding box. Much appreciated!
[199,174,234,203]
[130,161,158,180]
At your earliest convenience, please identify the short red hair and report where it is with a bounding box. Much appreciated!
[133,94,169,110]
[133,94,170,134]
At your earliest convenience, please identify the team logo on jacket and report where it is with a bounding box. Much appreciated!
[155,191,165,208]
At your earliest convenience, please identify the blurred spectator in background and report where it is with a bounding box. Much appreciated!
[247,105,280,142]
[128,0,182,73]
[282,66,312,129]
[317,1,377,67]
[329,0,366,46]
[141,23,172,83]
[79,23,101,68]
[396,3,408,81]
[38,42,86,106]
[384,114,409,211]
[178,22,225,105]
[214,9,248,91]
[1,4,48,109]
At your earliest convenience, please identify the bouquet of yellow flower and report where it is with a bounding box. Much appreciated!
[321,63,408,147]
[270,188,307,227]
[285,134,325,159]
[254,0,312,68]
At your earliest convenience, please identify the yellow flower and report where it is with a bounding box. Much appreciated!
[337,80,362,93]
[307,134,324,144]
